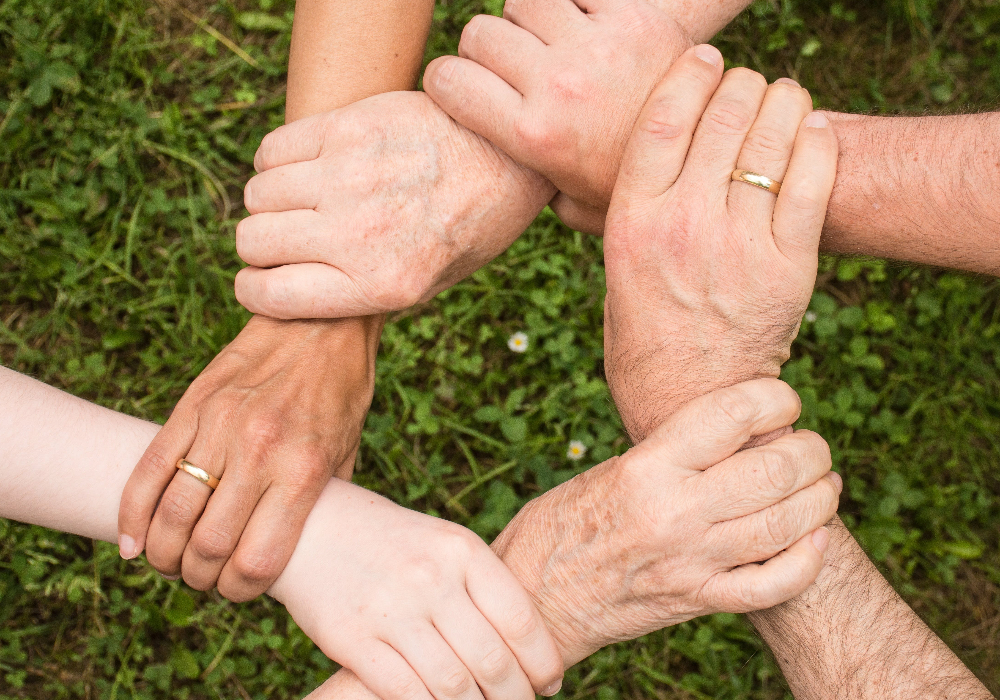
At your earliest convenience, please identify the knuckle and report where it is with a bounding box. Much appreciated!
[460,14,488,47]
[503,603,539,643]
[758,447,796,494]
[257,271,293,314]
[232,548,282,585]
[384,671,426,700]
[241,412,285,452]
[135,448,174,482]
[191,525,238,562]
[711,389,757,431]
[781,184,823,214]
[640,98,687,142]
[253,131,279,172]
[728,66,768,89]
[157,490,202,530]
[763,505,795,549]
[546,69,588,104]
[514,117,559,157]
[705,99,755,135]
[438,666,473,698]
[479,646,516,685]
[743,124,789,157]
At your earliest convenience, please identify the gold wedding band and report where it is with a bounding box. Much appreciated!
[732,169,782,195]
[175,459,221,490]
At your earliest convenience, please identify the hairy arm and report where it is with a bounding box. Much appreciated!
[748,519,992,698]
[823,112,1000,275]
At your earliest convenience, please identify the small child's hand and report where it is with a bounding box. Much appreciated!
[268,479,564,700]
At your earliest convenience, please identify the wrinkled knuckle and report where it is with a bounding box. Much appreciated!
[257,273,292,314]
[547,69,588,104]
[764,506,795,549]
[479,646,516,685]
[514,117,558,157]
[384,671,425,700]
[136,449,173,481]
[242,413,284,453]
[782,185,823,214]
[504,603,539,643]
[253,133,277,172]
[191,526,238,562]
[640,100,686,142]
[706,100,755,135]
[232,549,281,585]
[439,666,473,698]
[729,66,768,89]
[157,490,201,529]
[461,14,487,47]
[744,125,788,157]
[712,390,757,431]
[760,447,796,494]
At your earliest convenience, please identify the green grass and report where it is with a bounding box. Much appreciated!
[1,0,999,697]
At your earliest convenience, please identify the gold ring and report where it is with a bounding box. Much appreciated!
[176,459,220,490]
[732,169,782,194]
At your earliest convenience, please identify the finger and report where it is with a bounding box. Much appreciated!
[423,56,523,161]
[679,66,768,197]
[612,44,724,202]
[344,639,436,700]
[549,193,607,236]
[217,473,326,602]
[180,465,262,591]
[117,409,198,559]
[646,378,803,471]
[252,111,335,172]
[386,624,485,700]
[503,0,589,44]
[144,436,222,577]
[466,552,564,696]
[713,472,842,563]
[236,210,329,268]
[235,264,379,320]
[702,528,830,613]
[243,160,323,215]
[771,110,839,267]
[704,430,832,522]
[433,601,535,700]
[458,15,545,92]
[728,79,814,221]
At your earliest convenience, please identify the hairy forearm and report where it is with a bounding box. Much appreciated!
[822,112,1000,275]
[748,518,991,698]
[286,0,434,122]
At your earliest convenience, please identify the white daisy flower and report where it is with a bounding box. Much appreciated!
[804,311,818,323]
[507,332,529,353]
[567,440,587,461]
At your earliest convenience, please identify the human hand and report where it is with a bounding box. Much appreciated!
[234,91,555,319]
[423,0,692,234]
[269,478,564,700]
[601,45,838,441]
[117,315,380,601]
[493,379,841,667]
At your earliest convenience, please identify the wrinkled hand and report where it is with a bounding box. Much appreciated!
[303,379,841,700]
[118,315,380,601]
[423,0,692,234]
[602,46,839,441]
[234,91,555,319]
[269,478,564,700]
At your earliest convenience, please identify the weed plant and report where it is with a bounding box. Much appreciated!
[1,0,998,697]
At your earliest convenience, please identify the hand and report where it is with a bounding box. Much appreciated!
[234,91,555,319]
[269,478,565,700]
[493,379,841,666]
[117,315,381,601]
[301,379,841,700]
[423,0,692,234]
[602,46,839,441]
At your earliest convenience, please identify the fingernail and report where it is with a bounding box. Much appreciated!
[804,111,830,128]
[827,471,843,494]
[811,527,830,554]
[694,44,722,66]
[775,77,801,88]
[542,681,562,697]
[118,535,138,560]
[162,574,180,581]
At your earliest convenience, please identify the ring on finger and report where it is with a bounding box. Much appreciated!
[175,459,221,490]
[731,169,782,195]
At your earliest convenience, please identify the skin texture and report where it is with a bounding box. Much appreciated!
[118,0,437,601]
[0,366,837,700]
[235,93,554,319]
[424,0,1000,276]
[600,46,990,699]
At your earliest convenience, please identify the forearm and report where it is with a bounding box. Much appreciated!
[655,0,753,43]
[748,518,991,698]
[286,0,434,122]
[821,112,1000,275]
